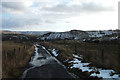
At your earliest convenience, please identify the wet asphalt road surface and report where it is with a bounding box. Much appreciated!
[21,44,78,80]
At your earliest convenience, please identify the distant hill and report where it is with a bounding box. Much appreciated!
[38,30,89,41]
[2,30,20,34]
[17,31,50,36]
[37,30,119,41]
[2,30,50,36]
[2,30,119,42]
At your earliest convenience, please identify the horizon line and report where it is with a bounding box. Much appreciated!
[1,29,119,32]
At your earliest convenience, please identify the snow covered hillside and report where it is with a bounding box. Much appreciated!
[37,30,119,41]
[2,30,119,42]
[18,31,50,35]
[87,30,118,38]
[38,30,89,41]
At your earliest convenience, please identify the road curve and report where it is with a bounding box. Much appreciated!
[21,44,78,79]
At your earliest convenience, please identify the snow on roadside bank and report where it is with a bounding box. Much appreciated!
[52,49,58,57]
[68,54,120,79]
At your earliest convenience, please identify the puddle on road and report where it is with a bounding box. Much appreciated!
[21,44,70,79]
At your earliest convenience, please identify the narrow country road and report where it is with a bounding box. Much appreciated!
[21,44,78,79]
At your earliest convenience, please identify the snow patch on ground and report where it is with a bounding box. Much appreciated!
[68,54,120,79]
[90,69,119,78]
[52,49,58,57]
[68,57,92,72]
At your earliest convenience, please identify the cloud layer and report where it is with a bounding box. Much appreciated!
[41,2,113,13]
[1,0,118,31]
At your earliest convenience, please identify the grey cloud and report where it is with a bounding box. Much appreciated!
[39,2,114,21]
[2,2,25,11]
[41,12,77,20]
[65,21,70,23]
[2,16,43,28]
[45,20,56,24]
[2,2,32,14]
[41,2,114,14]
[2,1,115,30]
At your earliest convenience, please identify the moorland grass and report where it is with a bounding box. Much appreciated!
[40,40,120,74]
[2,41,34,78]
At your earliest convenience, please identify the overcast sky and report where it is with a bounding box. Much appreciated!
[1,0,119,31]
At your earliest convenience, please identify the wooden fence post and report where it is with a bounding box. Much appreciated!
[74,45,77,54]
[6,52,7,59]
[85,43,87,56]
[19,48,20,53]
[118,45,120,67]
[4,50,5,54]
[101,49,104,64]
[49,41,51,49]
[24,45,26,49]
[14,48,16,55]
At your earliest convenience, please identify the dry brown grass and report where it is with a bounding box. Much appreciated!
[39,40,120,73]
[0,41,2,79]
[2,41,34,78]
